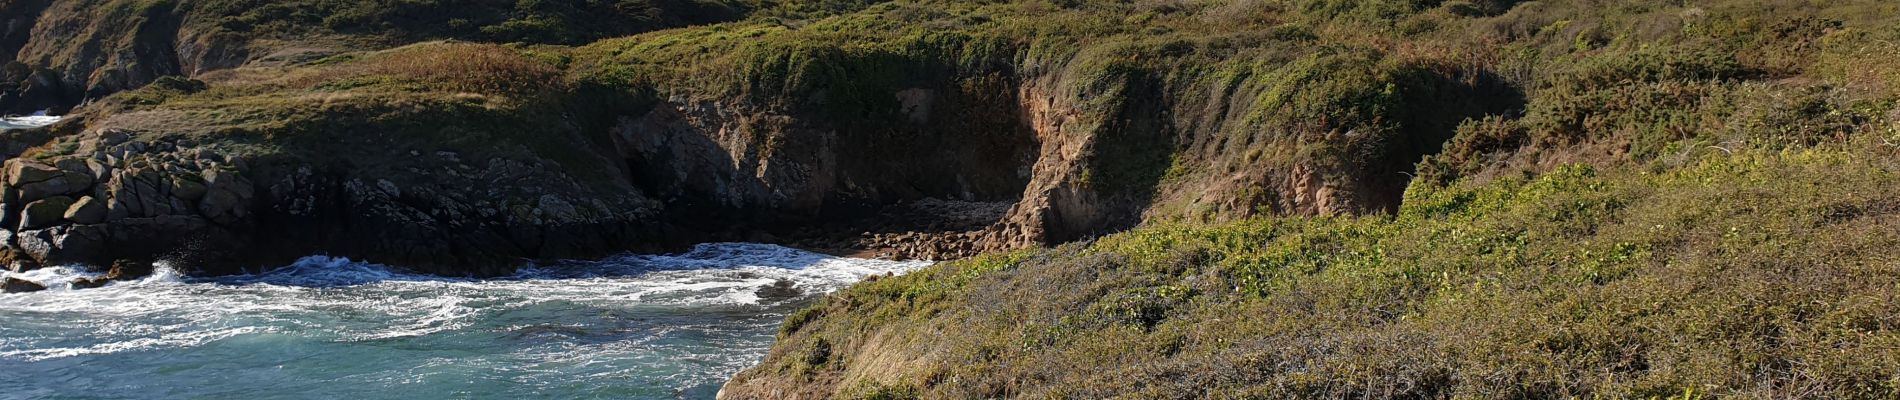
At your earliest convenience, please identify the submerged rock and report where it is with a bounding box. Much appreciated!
[63,259,152,290]
[754,279,802,300]
[68,276,108,289]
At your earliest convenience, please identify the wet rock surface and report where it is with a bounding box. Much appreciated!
[754,279,801,300]
[2,276,44,292]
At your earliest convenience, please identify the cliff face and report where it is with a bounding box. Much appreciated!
[610,81,1038,222]
[0,0,757,274]
[0,85,664,276]
[0,0,1517,275]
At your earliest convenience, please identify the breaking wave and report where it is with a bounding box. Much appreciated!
[0,243,927,399]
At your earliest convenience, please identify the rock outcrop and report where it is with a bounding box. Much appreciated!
[0,46,1513,277]
[0,0,1520,279]
[0,124,662,276]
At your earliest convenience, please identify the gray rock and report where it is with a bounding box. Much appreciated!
[21,196,74,229]
[6,160,63,186]
[84,159,110,181]
[7,160,90,203]
[171,176,207,201]
[14,229,52,258]
[198,169,253,224]
[755,279,802,300]
[63,196,105,224]
[375,179,401,197]
[100,129,131,147]
[105,196,132,221]
[3,277,44,293]
[50,224,108,256]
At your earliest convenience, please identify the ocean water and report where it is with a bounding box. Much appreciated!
[0,243,927,399]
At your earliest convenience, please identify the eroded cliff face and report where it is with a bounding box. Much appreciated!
[609,82,1038,220]
[971,50,1516,259]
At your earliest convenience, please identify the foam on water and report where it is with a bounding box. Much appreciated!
[0,243,928,399]
[0,110,61,130]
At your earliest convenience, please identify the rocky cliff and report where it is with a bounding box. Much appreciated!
[0,0,1518,277]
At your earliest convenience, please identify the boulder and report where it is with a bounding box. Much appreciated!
[61,259,153,290]
[7,160,93,203]
[0,247,38,272]
[171,176,207,201]
[5,161,62,185]
[197,169,252,224]
[69,276,108,289]
[63,196,105,224]
[106,259,153,280]
[20,196,73,229]
[2,277,44,293]
[754,279,803,300]
[48,224,108,259]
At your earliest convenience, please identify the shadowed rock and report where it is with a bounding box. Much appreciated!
[2,276,43,293]
[755,279,802,300]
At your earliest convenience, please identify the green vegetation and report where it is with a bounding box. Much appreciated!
[181,0,754,44]
[65,41,628,191]
[44,0,1900,396]
[761,145,1900,398]
[691,0,1900,397]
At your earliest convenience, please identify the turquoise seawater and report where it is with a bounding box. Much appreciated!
[0,243,926,399]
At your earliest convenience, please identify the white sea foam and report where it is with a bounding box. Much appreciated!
[0,243,928,365]
[2,266,100,290]
[0,110,61,130]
